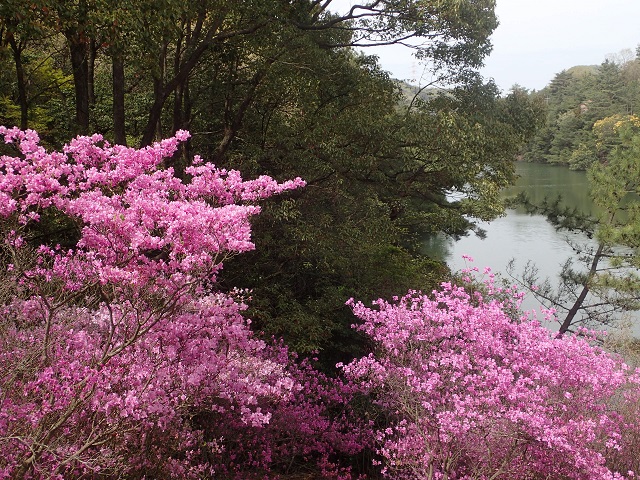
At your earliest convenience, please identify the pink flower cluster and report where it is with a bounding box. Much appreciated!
[0,126,305,292]
[343,282,640,479]
[2,127,640,479]
[0,128,364,478]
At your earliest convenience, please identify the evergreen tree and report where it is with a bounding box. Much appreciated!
[514,115,640,334]
[522,51,640,170]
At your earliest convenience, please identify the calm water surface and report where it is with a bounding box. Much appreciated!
[422,162,603,319]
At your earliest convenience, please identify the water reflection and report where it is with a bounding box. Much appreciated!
[421,162,619,326]
[502,162,596,217]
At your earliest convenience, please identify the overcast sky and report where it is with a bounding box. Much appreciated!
[332,1,640,93]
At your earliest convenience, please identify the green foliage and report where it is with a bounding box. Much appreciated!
[589,119,640,253]
[0,95,20,126]
[569,142,598,170]
[512,117,640,333]
[0,0,545,364]
[522,50,640,170]
[215,66,542,361]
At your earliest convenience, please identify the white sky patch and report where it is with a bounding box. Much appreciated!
[329,0,640,92]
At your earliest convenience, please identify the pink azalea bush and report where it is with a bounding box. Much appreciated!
[203,351,375,478]
[0,127,369,478]
[342,279,640,480]
[2,127,640,479]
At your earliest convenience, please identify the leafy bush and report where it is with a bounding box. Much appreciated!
[342,275,640,479]
[0,128,366,479]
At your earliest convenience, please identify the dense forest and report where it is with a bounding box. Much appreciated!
[0,0,545,361]
[3,2,640,479]
[523,46,640,170]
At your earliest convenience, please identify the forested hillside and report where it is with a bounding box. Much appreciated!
[0,0,544,361]
[509,47,640,343]
[523,47,640,169]
[8,2,640,479]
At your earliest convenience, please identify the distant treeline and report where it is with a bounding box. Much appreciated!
[523,47,640,169]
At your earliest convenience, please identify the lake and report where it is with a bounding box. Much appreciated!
[421,162,637,330]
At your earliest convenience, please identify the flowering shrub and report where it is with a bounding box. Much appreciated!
[342,279,640,479]
[202,351,375,478]
[3,127,640,479]
[0,127,332,478]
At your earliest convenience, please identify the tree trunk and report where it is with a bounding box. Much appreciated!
[557,242,605,335]
[140,44,168,146]
[213,63,273,163]
[112,50,127,145]
[172,84,184,134]
[183,80,192,157]
[172,27,184,135]
[68,36,90,135]
[7,34,28,130]
[88,39,98,107]
[138,12,260,147]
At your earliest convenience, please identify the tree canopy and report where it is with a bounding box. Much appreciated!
[522,48,640,170]
[0,0,545,360]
